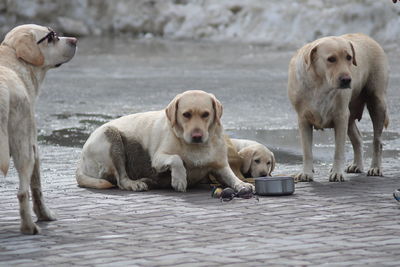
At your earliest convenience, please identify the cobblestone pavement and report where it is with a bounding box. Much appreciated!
[1,145,399,266]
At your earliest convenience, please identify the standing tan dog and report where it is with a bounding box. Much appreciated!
[288,33,388,182]
[76,90,255,193]
[0,24,77,234]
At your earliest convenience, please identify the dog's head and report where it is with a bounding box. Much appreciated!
[238,144,275,177]
[165,90,223,145]
[305,36,357,89]
[2,24,77,68]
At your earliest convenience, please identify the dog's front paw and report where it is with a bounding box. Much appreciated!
[329,171,345,182]
[21,222,40,235]
[367,167,383,176]
[345,163,363,173]
[234,182,255,193]
[294,172,313,182]
[171,168,187,192]
[171,176,187,192]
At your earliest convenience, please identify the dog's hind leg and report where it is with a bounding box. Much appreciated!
[10,135,39,234]
[30,144,56,221]
[0,88,10,176]
[366,95,388,176]
[346,119,364,173]
[104,126,149,191]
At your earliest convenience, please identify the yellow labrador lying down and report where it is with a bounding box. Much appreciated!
[229,138,275,178]
[0,24,77,234]
[288,33,389,182]
[76,90,255,193]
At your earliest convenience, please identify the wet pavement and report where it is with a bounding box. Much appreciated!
[1,37,400,266]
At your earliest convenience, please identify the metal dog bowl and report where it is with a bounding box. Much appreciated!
[255,176,295,196]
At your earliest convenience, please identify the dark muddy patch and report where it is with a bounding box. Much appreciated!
[39,113,120,147]
[39,127,89,147]
[52,112,116,120]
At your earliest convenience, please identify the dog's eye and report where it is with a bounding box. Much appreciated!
[47,32,60,43]
[201,112,209,118]
[183,112,192,119]
[266,161,271,165]
[47,34,54,43]
[254,159,260,164]
[327,56,336,63]
[346,55,352,61]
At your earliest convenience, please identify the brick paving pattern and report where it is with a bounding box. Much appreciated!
[1,145,399,266]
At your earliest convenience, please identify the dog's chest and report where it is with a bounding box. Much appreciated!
[181,145,221,168]
[306,89,352,129]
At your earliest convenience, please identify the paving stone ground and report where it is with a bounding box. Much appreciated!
[1,145,399,266]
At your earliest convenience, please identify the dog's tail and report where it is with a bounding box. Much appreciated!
[76,163,115,189]
[0,88,10,176]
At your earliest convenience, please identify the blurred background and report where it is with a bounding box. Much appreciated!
[0,0,399,49]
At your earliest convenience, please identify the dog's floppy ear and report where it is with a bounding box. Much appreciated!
[305,43,318,70]
[238,147,255,174]
[165,93,181,127]
[268,152,276,176]
[210,93,223,125]
[14,32,44,66]
[349,42,357,66]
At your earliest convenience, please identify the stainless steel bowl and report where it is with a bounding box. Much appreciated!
[255,176,295,196]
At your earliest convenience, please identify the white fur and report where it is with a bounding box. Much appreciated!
[0,24,77,234]
[76,90,254,193]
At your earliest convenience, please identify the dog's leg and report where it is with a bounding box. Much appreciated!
[366,96,387,176]
[152,154,187,192]
[0,88,10,176]
[104,126,149,191]
[346,119,364,173]
[11,140,39,234]
[212,166,255,192]
[330,117,348,182]
[30,144,56,221]
[295,119,314,182]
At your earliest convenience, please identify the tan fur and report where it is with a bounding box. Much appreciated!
[229,138,275,178]
[0,24,77,234]
[288,33,389,182]
[76,90,254,193]
[14,32,44,66]
[224,135,245,180]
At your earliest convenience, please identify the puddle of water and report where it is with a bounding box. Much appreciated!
[38,113,400,166]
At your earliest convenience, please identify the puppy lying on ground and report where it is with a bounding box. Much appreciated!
[228,137,275,178]
[76,90,254,193]
[0,24,77,234]
[288,33,389,182]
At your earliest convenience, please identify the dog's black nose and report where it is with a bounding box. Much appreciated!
[191,136,203,143]
[339,75,352,88]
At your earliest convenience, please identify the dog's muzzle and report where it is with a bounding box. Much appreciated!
[339,75,352,89]
[191,131,203,144]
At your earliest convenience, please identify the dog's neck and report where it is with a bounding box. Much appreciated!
[0,45,47,99]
